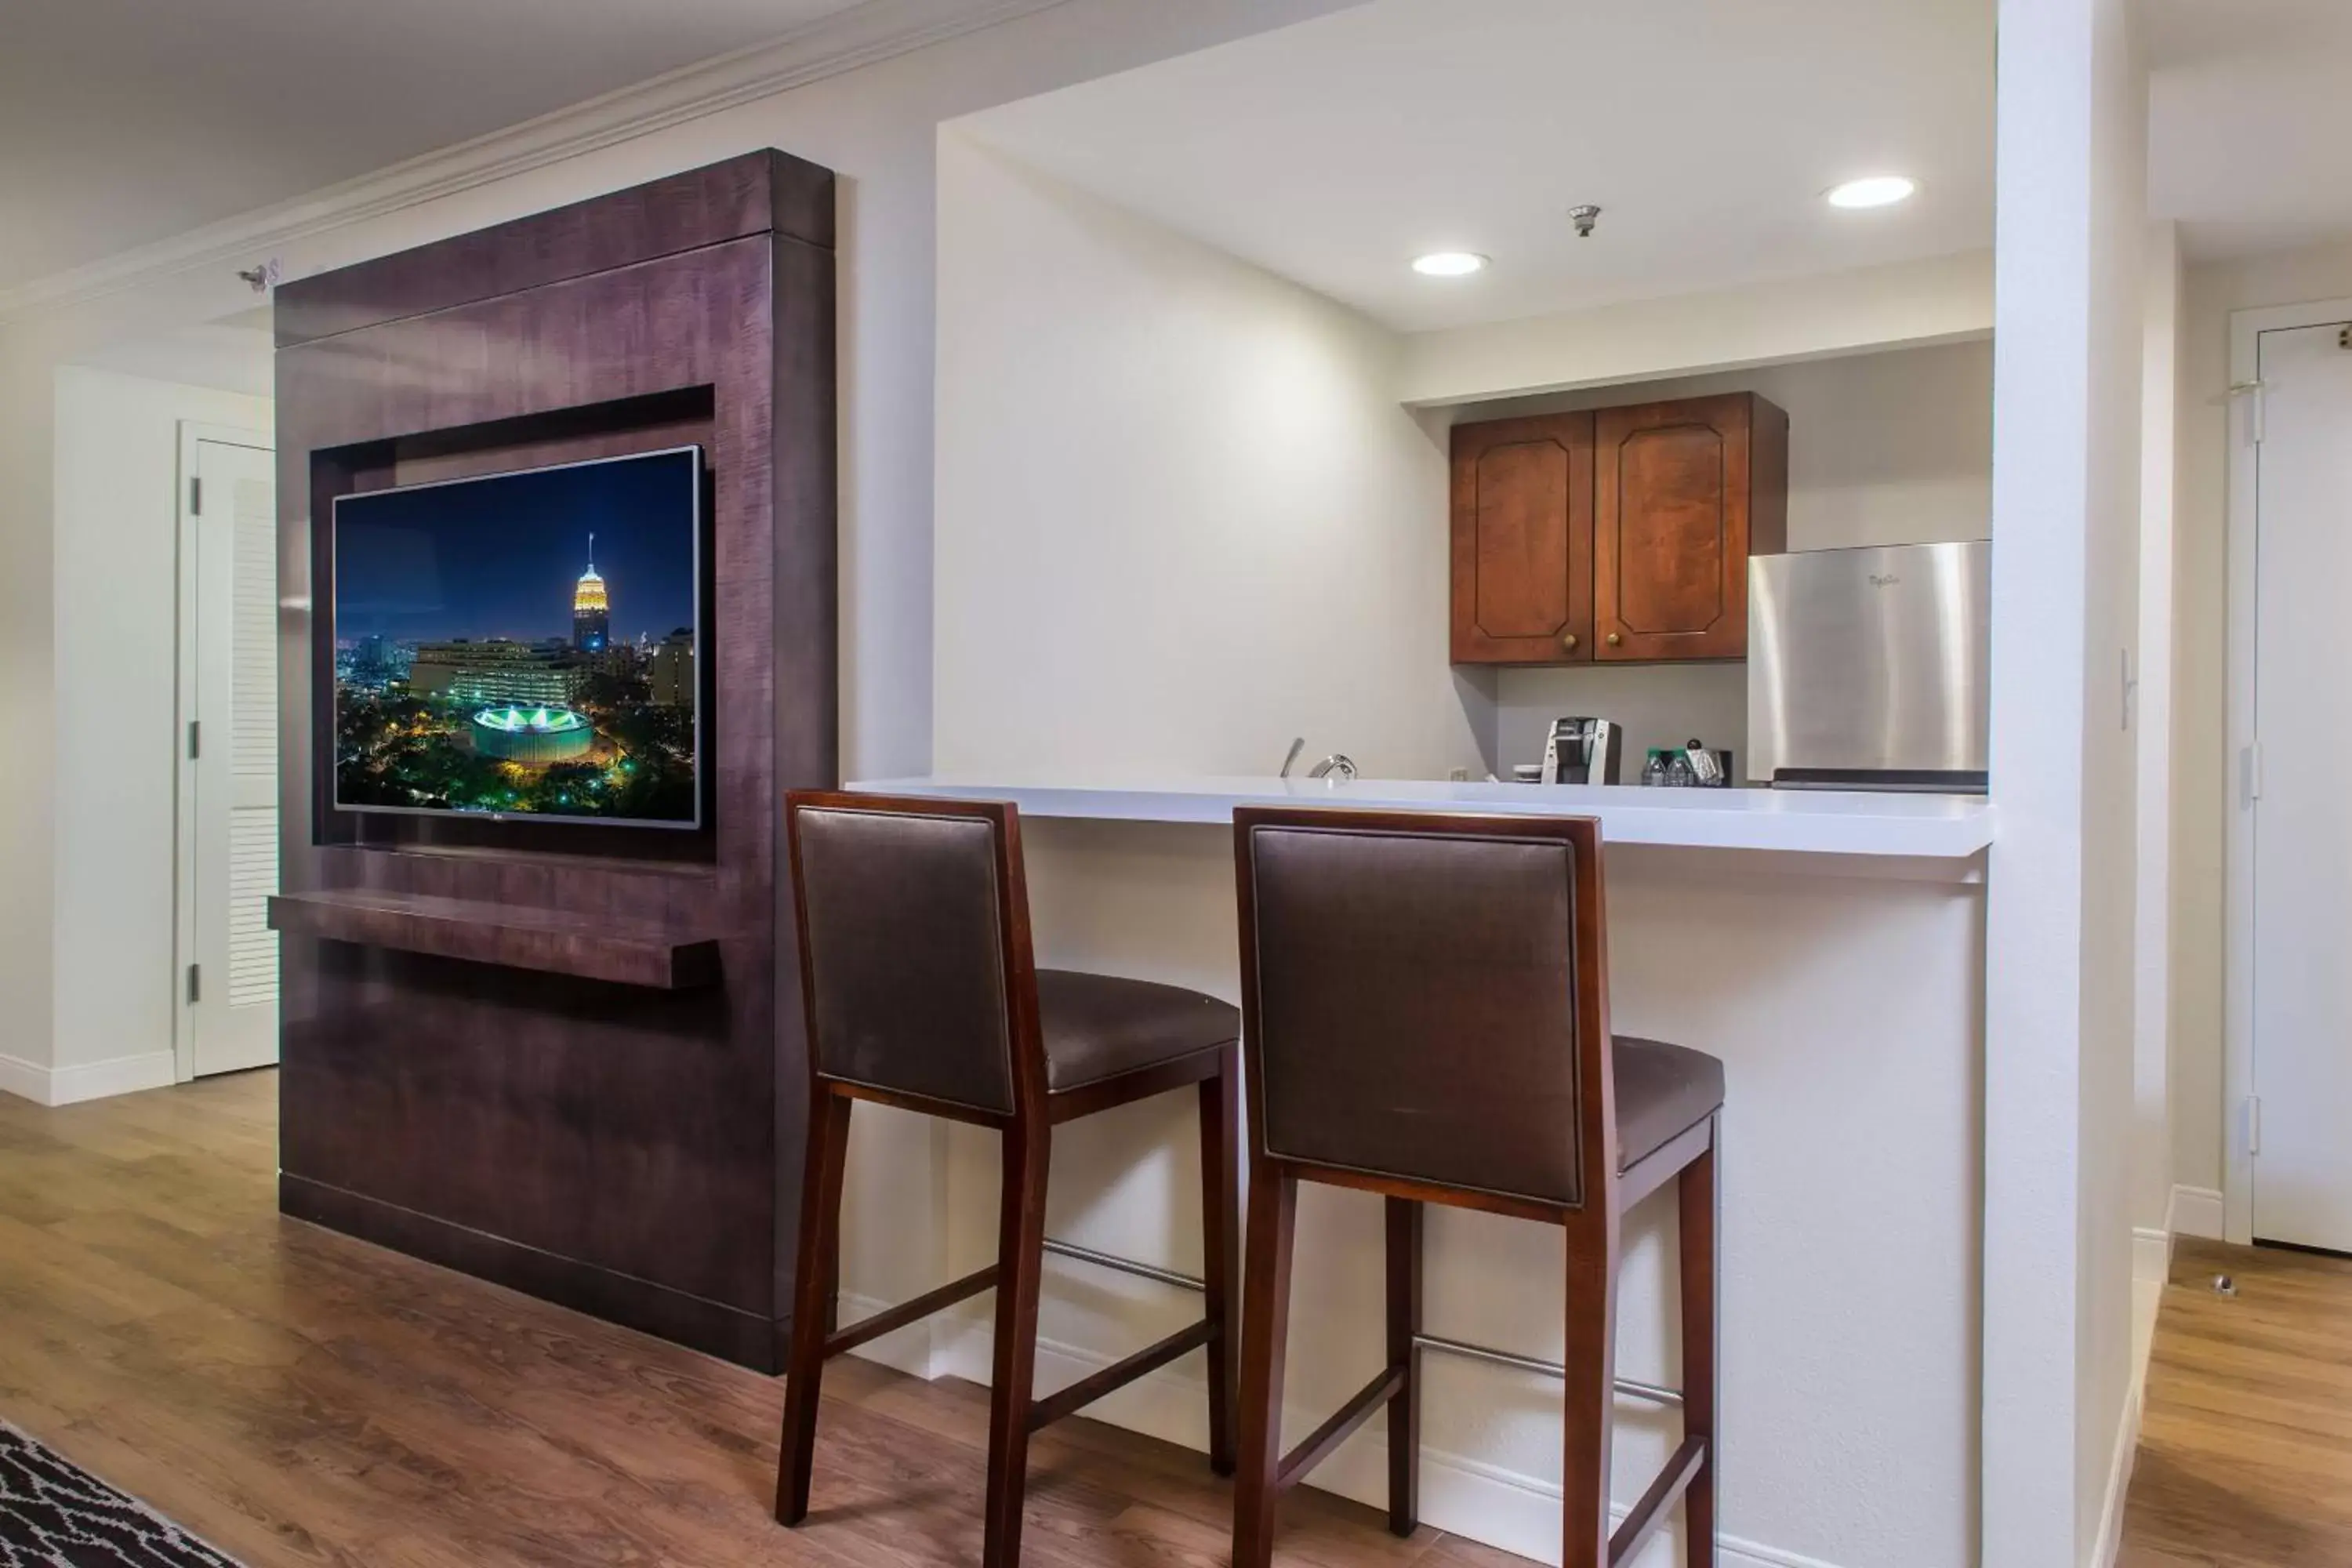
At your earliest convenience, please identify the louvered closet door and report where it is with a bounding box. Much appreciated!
[190,437,279,1077]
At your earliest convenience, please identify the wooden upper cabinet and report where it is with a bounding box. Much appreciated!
[1592,392,1788,662]
[1449,412,1595,663]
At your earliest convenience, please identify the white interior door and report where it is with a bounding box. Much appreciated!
[180,433,280,1078]
[2251,319,2352,1251]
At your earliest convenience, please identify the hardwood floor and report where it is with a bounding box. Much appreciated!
[0,1072,1519,1567]
[2119,1237,2352,1567]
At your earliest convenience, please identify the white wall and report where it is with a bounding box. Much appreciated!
[0,354,54,1094]
[2134,223,2182,1261]
[1399,249,1994,408]
[2073,5,2148,1554]
[30,368,271,1105]
[1446,340,1994,774]
[2168,235,2352,1207]
[71,320,274,401]
[1980,0,2145,1563]
[931,136,1482,781]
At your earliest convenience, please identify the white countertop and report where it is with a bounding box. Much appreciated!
[846,775,1994,859]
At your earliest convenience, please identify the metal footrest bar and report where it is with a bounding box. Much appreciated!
[1412,1332,1683,1408]
[1042,1236,1205,1292]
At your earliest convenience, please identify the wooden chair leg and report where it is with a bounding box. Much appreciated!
[1679,1122,1719,1568]
[1199,1047,1242,1476]
[1385,1196,1423,1537]
[1563,1218,1621,1568]
[982,1120,1051,1568]
[775,1091,852,1525]
[1232,1171,1298,1568]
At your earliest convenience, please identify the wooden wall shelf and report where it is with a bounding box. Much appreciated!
[268,889,721,990]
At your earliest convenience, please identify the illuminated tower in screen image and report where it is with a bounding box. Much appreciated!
[572,532,611,652]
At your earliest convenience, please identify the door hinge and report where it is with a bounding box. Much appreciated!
[2230,379,2267,444]
[187,720,201,760]
[186,964,201,1005]
[190,475,202,516]
[2245,1094,2262,1157]
[2241,742,2261,807]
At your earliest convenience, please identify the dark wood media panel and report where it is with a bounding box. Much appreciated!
[273,151,837,1370]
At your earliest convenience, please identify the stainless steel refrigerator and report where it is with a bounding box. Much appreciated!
[1746,539,1990,791]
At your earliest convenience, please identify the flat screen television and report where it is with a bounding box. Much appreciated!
[331,445,704,829]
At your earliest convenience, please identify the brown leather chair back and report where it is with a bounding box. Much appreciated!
[786,793,1039,1117]
[1233,808,1615,1209]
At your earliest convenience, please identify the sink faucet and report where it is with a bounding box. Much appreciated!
[1279,738,1356,782]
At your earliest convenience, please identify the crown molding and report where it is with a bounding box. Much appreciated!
[0,0,1070,326]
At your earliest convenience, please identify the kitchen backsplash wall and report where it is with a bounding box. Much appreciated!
[1495,662,1747,778]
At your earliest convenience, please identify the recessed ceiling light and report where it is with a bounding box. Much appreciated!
[1411,251,1490,278]
[1825,176,1918,210]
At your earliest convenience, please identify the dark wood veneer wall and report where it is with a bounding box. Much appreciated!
[269,151,838,1370]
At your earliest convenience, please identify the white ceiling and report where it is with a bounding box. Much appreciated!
[956,0,1994,335]
[2146,0,2352,260]
[0,0,880,291]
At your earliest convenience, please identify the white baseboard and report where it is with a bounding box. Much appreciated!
[840,1299,1843,1568]
[0,1050,175,1107]
[2088,1381,2142,1568]
[2168,1185,2224,1241]
[2091,1278,2164,1568]
[0,1053,45,1104]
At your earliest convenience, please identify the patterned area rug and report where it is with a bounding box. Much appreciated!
[0,1424,240,1567]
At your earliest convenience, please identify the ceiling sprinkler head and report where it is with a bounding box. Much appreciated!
[1569,204,1602,238]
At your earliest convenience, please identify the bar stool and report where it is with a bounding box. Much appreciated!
[775,791,1243,1568]
[1228,807,1724,1568]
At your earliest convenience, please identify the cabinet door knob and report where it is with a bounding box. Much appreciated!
[1561,632,1579,651]
[1606,632,1623,647]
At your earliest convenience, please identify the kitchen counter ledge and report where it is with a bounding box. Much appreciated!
[847,775,1993,862]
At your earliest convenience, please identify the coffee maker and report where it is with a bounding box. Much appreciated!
[1541,717,1624,785]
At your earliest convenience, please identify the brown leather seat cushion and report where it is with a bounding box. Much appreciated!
[1039,971,1240,1092]
[1613,1036,1725,1171]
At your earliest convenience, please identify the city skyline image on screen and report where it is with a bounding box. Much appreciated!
[331,445,702,827]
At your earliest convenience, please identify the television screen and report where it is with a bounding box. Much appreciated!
[331,445,703,828]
